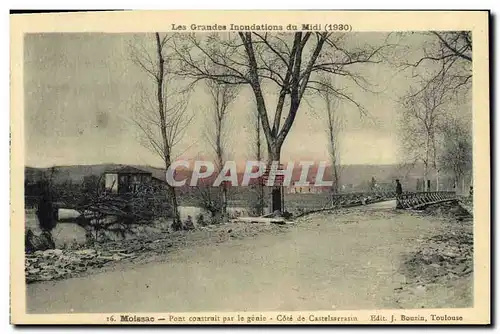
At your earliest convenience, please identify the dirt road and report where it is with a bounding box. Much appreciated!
[26,207,465,313]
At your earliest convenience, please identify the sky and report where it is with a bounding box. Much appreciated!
[23,32,470,168]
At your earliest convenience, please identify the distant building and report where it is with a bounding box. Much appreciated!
[104,166,152,194]
[341,184,353,192]
[286,185,326,194]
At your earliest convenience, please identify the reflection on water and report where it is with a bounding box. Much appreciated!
[25,206,251,248]
[178,206,249,221]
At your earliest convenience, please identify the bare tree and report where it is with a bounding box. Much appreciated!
[398,31,473,192]
[254,110,265,215]
[175,32,389,212]
[191,184,222,223]
[130,33,191,230]
[399,79,451,191]
[245,107,266,216]
[404,31,472,96]
[204,79,239,219]
[317,75,344,194]
[438,117,472,195]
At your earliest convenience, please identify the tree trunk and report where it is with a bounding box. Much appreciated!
[216,144,227,218]
[165,156,181,229]
[425,135,430,192]
[271,188,281,213]
[168,185,180,221]
[220,184,227,218]
[268,146,282,213]
[469,172,473,196]
[436,169,440,191]
[256,112,264,215]
[219,169,227,219]
[215,104,228,218]
[423,162,429,192]
[155,33,181,229]
[332,165,339,194]
[329,136,340,194]
[325,91,339,194]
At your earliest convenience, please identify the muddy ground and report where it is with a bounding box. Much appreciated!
[394,201,473,308]
[25,221,289,284]
[26,202,473,313]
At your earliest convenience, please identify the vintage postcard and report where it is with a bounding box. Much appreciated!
[10,10,490,325]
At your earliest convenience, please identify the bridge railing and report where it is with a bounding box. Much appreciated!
[330,191,397,207]
[295,190,458,218]
[396,191,457,209]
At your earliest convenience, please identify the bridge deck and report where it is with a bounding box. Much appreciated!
[363,199,397,210]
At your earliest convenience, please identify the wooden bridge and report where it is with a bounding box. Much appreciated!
[395,191,457,209]
[329,190,457,210]
[296,190,459,217]
[330,191,397,207]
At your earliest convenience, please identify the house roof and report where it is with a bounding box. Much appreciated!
[105,166,152,175]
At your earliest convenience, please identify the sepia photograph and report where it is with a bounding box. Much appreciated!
[10,10,490,324]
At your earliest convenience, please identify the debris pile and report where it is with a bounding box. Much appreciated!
[400,221,473,286]
[25,248,139,283]
[25,220,288,284]
[458,197,473,216]
[57,184,172,226]
[422,200,472,221]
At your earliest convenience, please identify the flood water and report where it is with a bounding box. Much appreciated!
[25,205,252,248]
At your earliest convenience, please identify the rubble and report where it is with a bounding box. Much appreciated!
[183,216,195,230]
[458,197,473,216]
[25,220,288,284]
[392,200,474,310]
[398,203,473,287]
[25,247,139,283]
[25,229,55,253]
[421,200,472,221]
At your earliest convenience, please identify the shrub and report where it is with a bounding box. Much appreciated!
[196,213,208,226]
[36,180,57,232]
[183,215,195,230]
[171,220,183,231]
